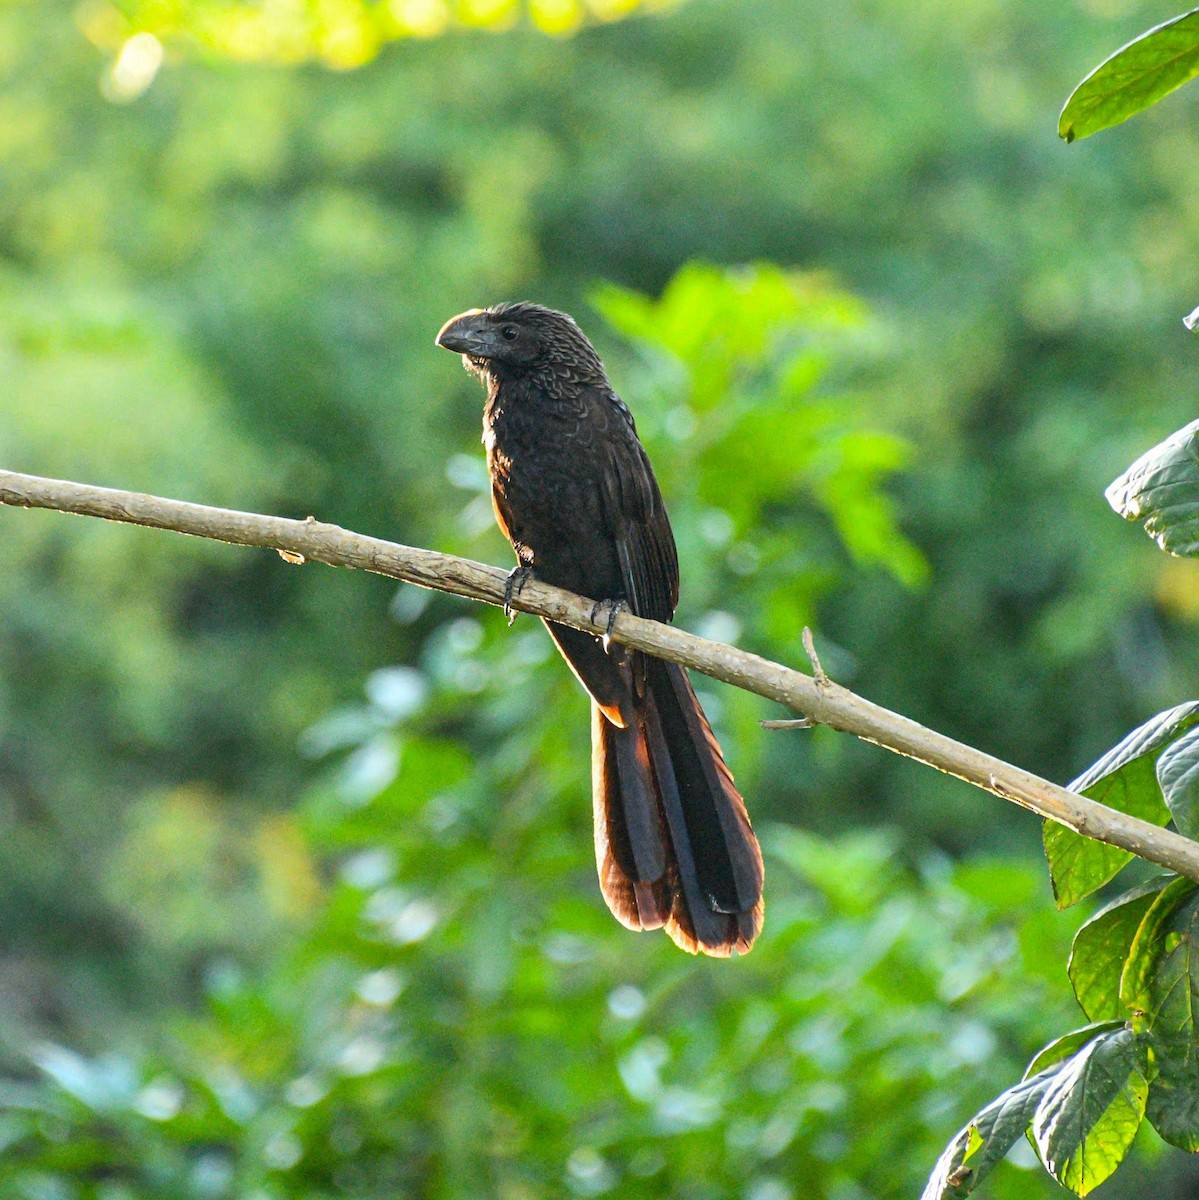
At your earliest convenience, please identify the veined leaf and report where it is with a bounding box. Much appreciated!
[1060,9,1199,142]
[1158,726,1199,838]
[1106,419,1199,556]
[921,1068,1060,1199]
[1031,1028,1148,1196]
[1068,878,1172,1022]
[1120,877,1199,1035]
[1024,1021,1126,1080]
[922,1022,1127,1200]
[1044,703,1199,907]
[1147,1044,1199,1151]
[1069,703,1199,796]
[1116,879,1199,1150]
[1043,825,1142,912]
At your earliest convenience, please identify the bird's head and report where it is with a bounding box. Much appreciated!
[435,303,607,389]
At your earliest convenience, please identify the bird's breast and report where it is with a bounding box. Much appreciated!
[483,391,613,588]
[485,396,592,493]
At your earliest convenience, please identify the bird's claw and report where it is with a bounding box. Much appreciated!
[503,565,533,625]
[590,598,628,653]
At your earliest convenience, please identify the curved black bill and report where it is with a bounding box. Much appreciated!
[436,309,491,355]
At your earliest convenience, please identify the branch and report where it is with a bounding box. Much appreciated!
[3,467,1198,883]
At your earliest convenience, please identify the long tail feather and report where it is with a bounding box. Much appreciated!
[592,704,670,931]
[649,660,763,914]
[590,662,763,956]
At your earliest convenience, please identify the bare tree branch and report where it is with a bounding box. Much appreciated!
[2,466,1197,884]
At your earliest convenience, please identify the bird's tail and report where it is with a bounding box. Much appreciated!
[592,659,763,956]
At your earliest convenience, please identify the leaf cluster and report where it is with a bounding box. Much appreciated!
[925,428,1199,1197]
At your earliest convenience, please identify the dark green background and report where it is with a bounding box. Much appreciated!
[1,0,1198,1195]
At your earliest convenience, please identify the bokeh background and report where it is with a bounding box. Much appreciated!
[2,0,1199,1196]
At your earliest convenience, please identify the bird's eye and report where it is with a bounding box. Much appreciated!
[501,326,519,341]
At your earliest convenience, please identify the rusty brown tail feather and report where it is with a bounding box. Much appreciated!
[591,659,763,956]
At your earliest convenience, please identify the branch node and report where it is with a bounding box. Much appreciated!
[803,626,831,688]
[987,773,1023,805]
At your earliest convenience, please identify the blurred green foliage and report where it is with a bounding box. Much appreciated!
[93,0,674,69]
[4,0,1199,1195]
[2,750,1087,1198]
[0,629,1172,1199]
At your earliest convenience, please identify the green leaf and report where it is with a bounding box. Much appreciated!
[1146,1044,1199,1151]
[1120,877,1199,1034]
[1024,1021,1126,1080]
[922,1023,1124,1200]
[1044,703,1199,907]
[1043,827,1140,913]
[921,1069,1059,1199]
[1059,8,1199,142]
[1158,726,1199,837]
[1069,879,1173,1021]
[1031,1028,1149,1196]
[1106,419,1199,556]
[1116,879,1199,1150]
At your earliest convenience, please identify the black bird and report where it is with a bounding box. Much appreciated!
[436,303,763,955]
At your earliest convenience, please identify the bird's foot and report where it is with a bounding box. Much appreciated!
[588,598,628,654]
[503,565,534,625]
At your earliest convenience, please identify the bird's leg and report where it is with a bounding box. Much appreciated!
[503,564,534,625]
[603,600,628,653]
[588,598,629,654]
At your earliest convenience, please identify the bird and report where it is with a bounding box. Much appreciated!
[436,302,763,955]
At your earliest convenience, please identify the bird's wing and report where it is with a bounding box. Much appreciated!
[589,388,680,626]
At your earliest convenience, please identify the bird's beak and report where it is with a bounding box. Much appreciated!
[436,309,496,357]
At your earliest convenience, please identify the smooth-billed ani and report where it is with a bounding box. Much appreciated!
[436,303,763,955]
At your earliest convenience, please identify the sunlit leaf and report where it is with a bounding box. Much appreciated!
[1023,1021,1126,1080]
[1030,1027,1148,1196]
[1106,419,1199,557]
[921,1067,1057,1199]
[922,1023,1123,1200]
[1157,725,1199,837]
[1068,878,1172,1022]
[1059,9,1199,142]
[1116,879,1199,1150]
[1120,876,1199,1034]
[1044,703,1199,907]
